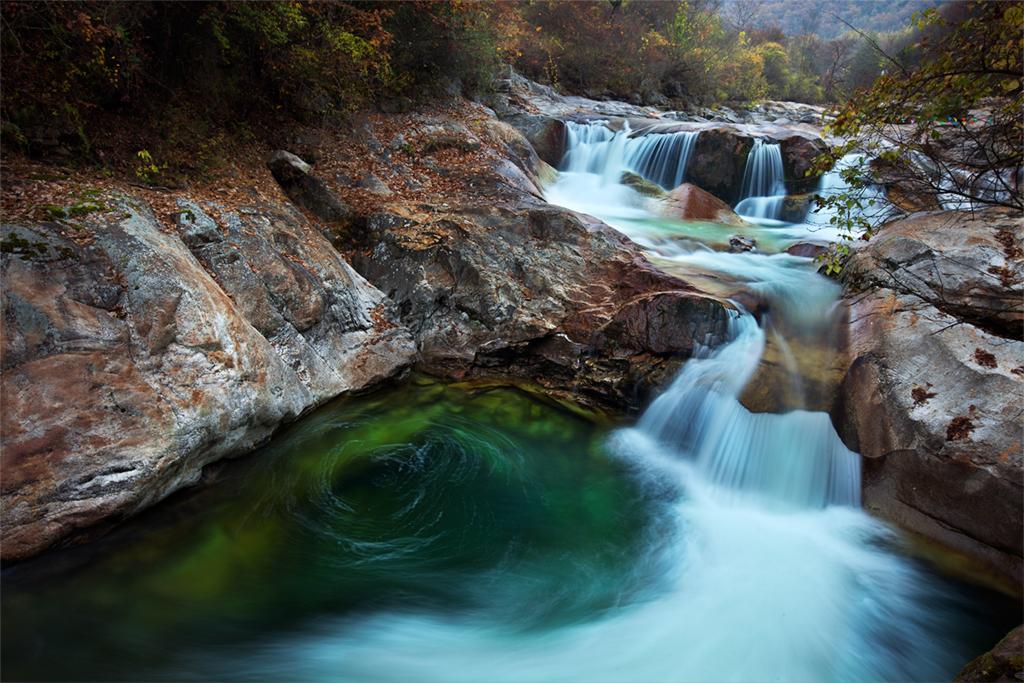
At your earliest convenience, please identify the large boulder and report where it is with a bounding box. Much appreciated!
[350,199,732,412]
[266,150,353,224]
[779,135,828,193]
[660,183,745,225]
[832,209,1023,587]
[841,209,1023,338]
[685,129,754,204]
[500,114,567,167]
[0,196,414,561]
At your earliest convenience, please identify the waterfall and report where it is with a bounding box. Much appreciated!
[560,121,699,190]
[635,311,859,509]
[739,139,786,198]
[735,139,787,222]
[803,153,893,239]
[626,130,700,189]
[164,120,1007,683]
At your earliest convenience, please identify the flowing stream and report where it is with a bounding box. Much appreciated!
[2,121,1018,683]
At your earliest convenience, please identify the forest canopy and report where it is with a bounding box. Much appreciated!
[1,0,1015,185]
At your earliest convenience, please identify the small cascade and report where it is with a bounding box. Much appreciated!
[560,121,699,190]
[635,310,859,509]
[735,139,787,222]
[625,130,700,189]
[804,153,892,239]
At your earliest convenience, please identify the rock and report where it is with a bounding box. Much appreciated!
[954,625,1024,682]
[501,114,567,167]
[785,241,828,258]
[266,150,352,224]
[357,173,392,196]
[620,171,666,198]
[660,183,746,226]
[778,135,828,193]
[841,209,1023,337]
[833,208,1024,586]
[779,193,813,223]
[686,129,754,204]
[0,196,415,561]
[474,118,549,188]
[728,235,756,252]
[418,123,482,154]
[350,199,731,413]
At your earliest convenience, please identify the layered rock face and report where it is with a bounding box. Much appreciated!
[1,198,415,560]
[833,209,1023,585]
[350,199,732,412]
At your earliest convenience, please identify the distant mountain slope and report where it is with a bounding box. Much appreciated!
[720,0,943,38]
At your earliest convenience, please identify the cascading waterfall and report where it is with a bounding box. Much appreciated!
[561,121,699,190]
[735,139,788,222]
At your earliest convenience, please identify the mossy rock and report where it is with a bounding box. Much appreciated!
[620,171,665,198]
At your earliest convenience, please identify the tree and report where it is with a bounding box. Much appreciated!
[812,1,1023,273]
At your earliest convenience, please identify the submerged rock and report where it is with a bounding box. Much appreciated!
[620,171,666,198]
[0,196,414,561]
[833,208,1023,586]
[728,235,756,252]
[785,241,828,258]
[660,183,746,226]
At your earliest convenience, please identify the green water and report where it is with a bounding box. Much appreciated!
[1,380,661,681]
[2,379,1018,682]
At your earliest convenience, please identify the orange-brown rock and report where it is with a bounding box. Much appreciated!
[660,183,746,226]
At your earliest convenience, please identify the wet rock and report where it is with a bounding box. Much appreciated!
[266,150,352,224]
[620,171,666,198]
[686,129,754,204]
[660,183,746,226]
[0,196,414,561]
[778,136,829,193]
[833,208,1024,586]
[785,241,828,258]
[351,199,731,413]
[501,114,567,167]
[954,625,1024,682]
[728,235,756,252]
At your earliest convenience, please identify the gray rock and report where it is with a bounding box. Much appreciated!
[351,199,731,412]
[266,150,352,224]
[833,208,1024,587]
[357,173,392,196]
[0,195,415,561]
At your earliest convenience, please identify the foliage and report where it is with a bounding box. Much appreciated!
[811,1,1023,273]
[718,0,943,40]
[134,149,164,184]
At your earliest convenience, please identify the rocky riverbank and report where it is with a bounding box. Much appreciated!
[1,93,731,561]
[833,208,1023,590]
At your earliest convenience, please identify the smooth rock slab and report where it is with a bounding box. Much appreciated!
[1,196,414,561]
[833,209,1024,587]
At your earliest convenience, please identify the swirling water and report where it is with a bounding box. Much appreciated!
[2,124,1019,682]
